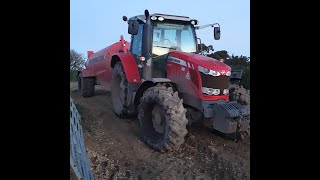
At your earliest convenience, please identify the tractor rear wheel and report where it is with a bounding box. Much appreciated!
[78,73,95,97]
[229,84,250,140]
[111,62,133,117]
[138,83,188,152]
[229,84,250,111]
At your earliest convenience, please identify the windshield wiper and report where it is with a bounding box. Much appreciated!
[153,46,176,50]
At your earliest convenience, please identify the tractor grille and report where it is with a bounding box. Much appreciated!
[200,72,230,95]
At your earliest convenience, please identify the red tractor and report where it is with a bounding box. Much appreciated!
[78,10,250,152]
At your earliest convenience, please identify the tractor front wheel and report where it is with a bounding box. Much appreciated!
[138,83,188,152]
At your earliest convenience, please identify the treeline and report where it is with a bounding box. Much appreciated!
[70,49,85,81]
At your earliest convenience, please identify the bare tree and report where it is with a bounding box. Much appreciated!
[70,49,85,71]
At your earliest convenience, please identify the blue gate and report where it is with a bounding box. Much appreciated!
[70,96,94,180]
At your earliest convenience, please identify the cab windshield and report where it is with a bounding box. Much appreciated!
[152,22,197,57]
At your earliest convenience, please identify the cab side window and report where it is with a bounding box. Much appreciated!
[131,23,143,58]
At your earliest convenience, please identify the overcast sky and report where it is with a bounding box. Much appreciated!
[71,0,250,58]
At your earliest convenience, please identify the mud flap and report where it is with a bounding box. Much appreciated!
[203,101,250,134]
[127,82,140,114]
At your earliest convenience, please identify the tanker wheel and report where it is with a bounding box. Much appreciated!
[138,83,188,152]
[111,62,133,118]
[78,73,95,97]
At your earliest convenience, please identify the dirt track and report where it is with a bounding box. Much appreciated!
[70,82,250,180]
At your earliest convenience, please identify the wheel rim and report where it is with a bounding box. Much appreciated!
[152,104,165,134]
[141,103,166,144]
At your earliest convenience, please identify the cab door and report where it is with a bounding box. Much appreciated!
[130,23,143,76]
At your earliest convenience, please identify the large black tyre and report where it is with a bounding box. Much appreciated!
[78,74,95,97]
[229,84,250,140]
[111,62,133,117]
[229,84,250,111]
[138,83,188,152]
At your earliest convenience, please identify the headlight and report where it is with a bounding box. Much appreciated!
[211,71,220,76]
[202,87,220,95]
[158,16,164,21]
[204,68,210,73]
[139,56,145,61]
[190,20,198,25]
[198,66,206,73]
[226,71,231,76]
[223,89,229,95]
[198,66,221,76]
[151,16,157,20]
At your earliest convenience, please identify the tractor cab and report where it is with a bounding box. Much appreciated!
[123,11,220,79]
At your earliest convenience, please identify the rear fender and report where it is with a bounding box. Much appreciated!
[110,52,141,83]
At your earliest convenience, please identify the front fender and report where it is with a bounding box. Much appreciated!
[111,52,141,83]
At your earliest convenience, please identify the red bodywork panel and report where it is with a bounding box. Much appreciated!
[81,69,95,77]
[167,51,231,101]
[87,51,94,59]
[81,36,141,91]
[113,52,141,83]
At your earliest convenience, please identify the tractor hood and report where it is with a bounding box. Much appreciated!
[168,51,231,73]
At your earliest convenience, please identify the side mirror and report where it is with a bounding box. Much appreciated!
[128,19,139,35]
[122,16,128,22]
[214,27,220,40]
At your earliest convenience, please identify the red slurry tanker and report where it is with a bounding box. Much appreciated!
[78,10,250,152]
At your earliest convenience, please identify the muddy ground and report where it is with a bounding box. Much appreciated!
[70,82,250,180]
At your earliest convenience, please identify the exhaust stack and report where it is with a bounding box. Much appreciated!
[141,9,152,80]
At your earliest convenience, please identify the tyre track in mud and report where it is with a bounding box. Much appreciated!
[70,82,250,180]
